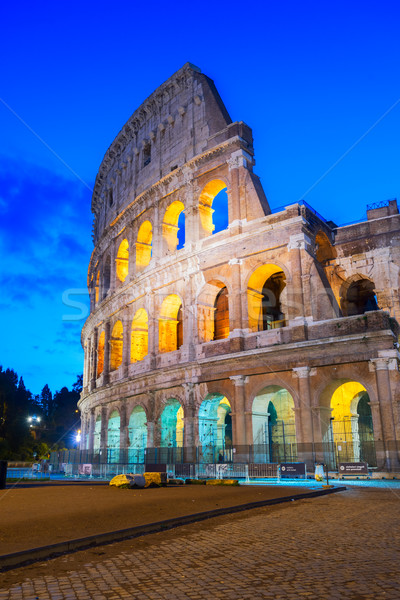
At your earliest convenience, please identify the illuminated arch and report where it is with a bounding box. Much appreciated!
[163,200,185,252]
[97,331,105,376]
[315,230,336,263]
[197,280,229,343]
[199,179,228,236]
[136,221,152,269]
[198,394,232,462]
[128,406,147,463]
[95,271,100,303]
[159,399,184,448]
[116,239,129,282]
[327,382,376,467]
[131,308,148,362]
[247,264,287,332]
[107,409,120,463]
[110,320,123,371]
[159,294,183,353]
[252,386,297,463]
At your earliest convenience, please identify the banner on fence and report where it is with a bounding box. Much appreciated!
[280,462,306,478]
[339,462,368,475]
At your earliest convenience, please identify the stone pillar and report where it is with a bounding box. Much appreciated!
[122,316,131,378]
[146,291,158,368]
[119,403,128,464]
[88,408,95,454]
[90,329,98,391]
[292,366,315,470]
[183,383,197,462]
[151,201,161,263]
[100,406,108,463]
[228,259,244,331]
[183,178,201,244]
[230,376,249,462]
[181,276,196,362]
[287,234,309,322]
[109,241,117,293]
[103,321,111,385]
[370,358,399,470]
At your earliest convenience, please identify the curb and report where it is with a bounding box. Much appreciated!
[0,486,346,571]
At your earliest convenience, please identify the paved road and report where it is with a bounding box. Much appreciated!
[1,487,399,599]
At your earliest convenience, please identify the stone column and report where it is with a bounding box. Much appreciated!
[119,403,128,464]
[122,315,131,378]
[146,291,158,368]
[181,275,196,362]
[88,408,95,454]
[183,178,201,244]
[228,259,244,332]
[109,241,117,293]
[100,406,108,464]
[90,329,98,391]
[292,366,315,470]
[183,383,197,462]
[287,234,309,322]
[103,321,111,385]
[230,376,249,462]
[370,357,399,470]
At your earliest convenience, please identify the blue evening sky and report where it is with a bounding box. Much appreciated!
[0,1,399,394]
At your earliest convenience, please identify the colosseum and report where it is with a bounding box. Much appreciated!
[78,62,400,474]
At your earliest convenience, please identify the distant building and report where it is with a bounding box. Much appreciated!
[78,63,400,472]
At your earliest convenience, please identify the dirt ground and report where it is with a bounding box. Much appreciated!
[0,481,314,555]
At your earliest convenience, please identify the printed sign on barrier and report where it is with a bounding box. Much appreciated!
[280,462,306,478]
[339,462,368,475]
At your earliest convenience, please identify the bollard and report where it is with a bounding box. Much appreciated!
[0,460,7,489]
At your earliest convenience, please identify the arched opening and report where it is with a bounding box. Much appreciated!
[325,382,376,467]
[131,309,148,362]
[102,256,111,299]
[341,278,379,317]
[128,406,147,464]
[159,399,184,462]
[110,321,123,371]
[199,395,232,463]
[116,239,129,283]
[199,179,228,236]
[162,200,185,252]
[214,287,229,340]
[159,294,183,353]
[107,410,120,463]
[252,386,297,463]
[315,231,336,263]
[95,271,100,304]
[97,331,105,377]
[136,221,152,269]
[197,280,229,343]
[94,414,101,454]
[248,265,287,332]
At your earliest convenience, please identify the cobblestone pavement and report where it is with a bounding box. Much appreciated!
[1,487,399,599]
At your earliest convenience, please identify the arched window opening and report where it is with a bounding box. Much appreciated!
[159,294,183,353]
[94,415,101,454]
[107,410,120,463]
[326,382,376,467]
[116,239,129,283]
[136,221,152,269]
[128,406,147,464]
[102,256,111,299]
[315,231,336,263]
[199,179,228,236]
[95,271,100,304]
[252,386,297,463]
[97,331,105,377]
[131,309,148,363]
[247,265,287,332]
[110,320,123,371]
[342,279,379,317]
[143,143,151,167]
[162,200,185,252]
[159,400,184,463]
[214,287,229,340]
[199,395,232,463]
[108,189,113,207]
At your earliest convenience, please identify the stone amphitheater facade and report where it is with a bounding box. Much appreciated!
[79,63,400,471]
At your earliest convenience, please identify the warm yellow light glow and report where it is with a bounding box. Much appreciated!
[331,382,366,421]
[247,264,283,332]
[95,271,100,303]
[131,308,148,362]
[197,281,225,343]
[116,239,129,282]
[162,200,185,251]
[110,320,123,371]
[136,221,152,268]
[176,406,184,447]
[199,180,226,235]
[159,294,182,353]
[97,331,105,376]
